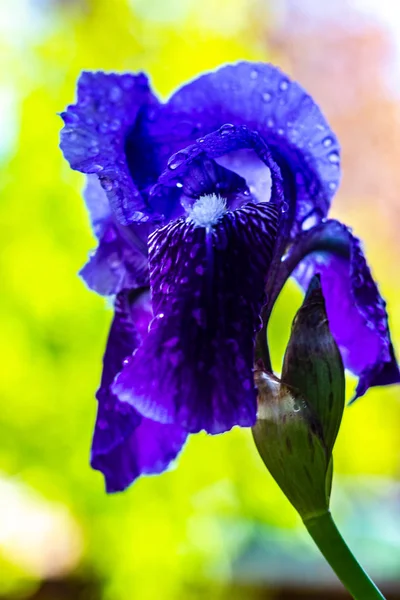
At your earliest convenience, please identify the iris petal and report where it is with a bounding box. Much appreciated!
[149,124,284,220]
[145,62,340,235]
[91,289,187,492]
[60,71,159,225]
[291,220,400,398]
[113,201,280,434]
[79,177,149,296]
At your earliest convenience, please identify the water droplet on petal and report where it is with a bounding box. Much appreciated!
[266,118,274,128]
[219,123,235,136]
[328,181,337,191]
[91,164,104,173]
[281,201,289,213]
[168,151,188,170]
[110,118,121,131]
[176,182,183,188]
[250,69,259,80]
[109,86,122,102]
[108,253,121,268]
[323,136,333,148]
[279,79,289,91]
[302,214,318,230]
[262,91,272,102]
[329,151,340,164]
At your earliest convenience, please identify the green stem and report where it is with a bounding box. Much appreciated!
[303,511,386,599]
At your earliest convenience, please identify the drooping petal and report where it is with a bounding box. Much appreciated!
[113,201,280,434]
[79,177,149,296]
[91,289,187,492]
[60,71,160,225]
[290,220,400,399]
[149,124,284,219]
[143,62,340,235]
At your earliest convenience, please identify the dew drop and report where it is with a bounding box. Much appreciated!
[110,118,121,131]
[281,201,289,213]
[329,151,340,164]
[108,253,121,268]
[323,136,333,148]
[302,214,318,230]
[176,182,183,188]
[109,86,122,102]
[219,123,235,136]
[279,79,289,91]
[262,91,272,102]
[168,151,188,170]
[121,76,134,90]
[250,69,259,80]
[266,118,274,128]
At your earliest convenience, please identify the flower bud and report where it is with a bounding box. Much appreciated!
[252,275,345,519]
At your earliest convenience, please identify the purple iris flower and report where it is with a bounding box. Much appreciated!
[60,62,399,492]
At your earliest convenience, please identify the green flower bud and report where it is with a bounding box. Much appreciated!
[252,275,345,519]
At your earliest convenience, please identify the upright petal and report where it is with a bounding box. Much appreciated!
[148,124,284,219]
[144,62,340,236]
[60,71,159,225]
[91,288,187,492]
[289,220,400,398]
[113,201,280,434]
[79,177,149,296]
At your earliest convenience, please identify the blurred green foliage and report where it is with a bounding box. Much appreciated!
[0,1,399,598]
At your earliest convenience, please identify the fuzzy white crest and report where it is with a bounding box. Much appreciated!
[187,193,227,228]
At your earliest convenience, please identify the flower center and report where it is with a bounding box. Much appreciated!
[187,193,227,228]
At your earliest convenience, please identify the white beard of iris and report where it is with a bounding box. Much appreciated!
[187,193,227,229]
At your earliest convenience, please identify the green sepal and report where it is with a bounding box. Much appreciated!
[281,274,345,456]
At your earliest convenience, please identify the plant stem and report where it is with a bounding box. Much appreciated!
[303,511,386,599]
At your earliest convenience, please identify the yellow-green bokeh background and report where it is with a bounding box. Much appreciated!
[1,1,399,598]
